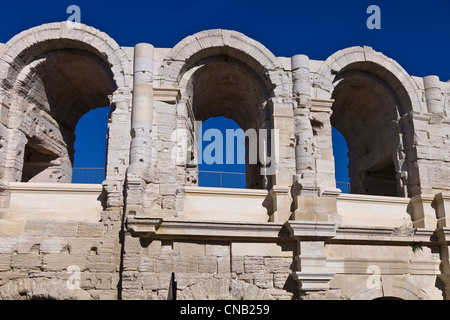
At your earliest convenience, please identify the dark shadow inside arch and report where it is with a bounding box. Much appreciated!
[373,297,403,300]
[330,63,415,197]
[13,41,116,183]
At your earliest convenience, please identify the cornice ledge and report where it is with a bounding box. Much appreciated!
[126,217,287,239]
[285,220,339,239]
[153,87,181,104]
[126,216,163,237]
[334,225,436,244]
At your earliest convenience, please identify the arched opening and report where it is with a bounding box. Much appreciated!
[11,44,116,183]
[373,296,403,300]
[185,56,273,190]
[72,107,110,184]
[330,62,413,197]
[197,116,246,188]
[332,126,350,193]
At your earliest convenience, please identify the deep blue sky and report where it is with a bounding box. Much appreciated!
[1,0,448,185]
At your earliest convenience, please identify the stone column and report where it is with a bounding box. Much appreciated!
[130,43,154,166]
[267,97,295,222]
[126,43,155,217]
[291,54,316,193]
[424,76,443,114]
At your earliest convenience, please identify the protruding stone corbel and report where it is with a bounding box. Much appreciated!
[409,194,437,229]
[267,186,292,222]
[435,193,450,228]
[126,216,163,238]
[154,87,181,104]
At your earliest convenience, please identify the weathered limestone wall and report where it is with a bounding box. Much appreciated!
[0,218,120,300]
[121,237,296,300]
[1,23,450,301]
[412,76,450,195]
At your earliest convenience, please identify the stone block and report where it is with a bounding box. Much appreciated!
[123,235,144,255]
[0,238,17,254]
[232,242,292,257]
[206,243,230,257]
[154,255,199,273]
[24,220,78,237]
[77,222,104,238]
[11,254,42,270]
[217,257,231,274]
[94,273,114,290]
[123,254,140,271]
[141,273,159,291]
[265,258,293,273]
[231,256,244,274]
[178,242,205,257]
[198,257,218,274]
[244,257,264,273]
[43,254,87,272]
[0,220,24,237]
[87,255,117,272]
[254,273,273,289]
[0,254,11,271]
[139,256,155,272]
[39,238,70,254]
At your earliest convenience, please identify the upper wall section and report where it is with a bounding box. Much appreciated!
[0,22,133,185]
[155,29,291,99]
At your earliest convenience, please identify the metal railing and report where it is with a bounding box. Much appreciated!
[198,170,246,189]
[72,168,105,184]
[71,167,351,193]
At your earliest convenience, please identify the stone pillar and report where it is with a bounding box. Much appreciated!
[3,129,27,182]
[285,221,337,293]
[410,194,437,229]
[436,193,450,228]
[424,76,443,114]
[291,98,340,222]
[291,54,316,193]
[266,97,295,222]
[126,43,155,217]
[130,43,154,167]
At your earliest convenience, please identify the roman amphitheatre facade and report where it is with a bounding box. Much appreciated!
[0,22,449,300]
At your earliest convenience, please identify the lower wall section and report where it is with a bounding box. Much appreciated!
[0,219,121,300]
[121,235,297,300]
[0,218,447,300]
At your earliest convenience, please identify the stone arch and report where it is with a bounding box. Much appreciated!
[159,29,289,190]
[0,278,92,300]
[315,46,422,196]
[344,277,430,300]
[0,22,131,94]
[178,278,274,300]
[0,22,132,186]
[314,46,425,114]
[157,29,289,97]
